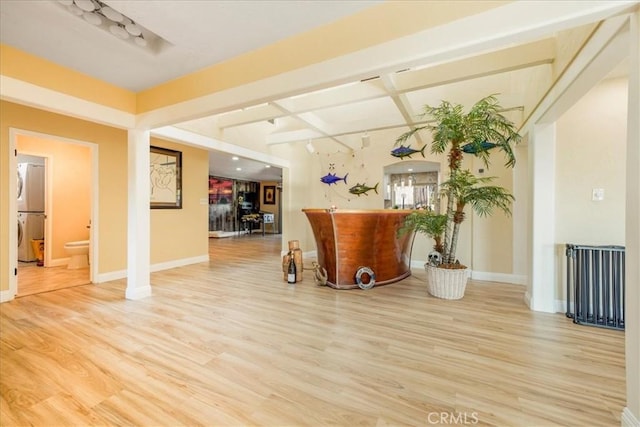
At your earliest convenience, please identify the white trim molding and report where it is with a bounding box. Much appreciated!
[0,289,16,303]
[79,255,210,285]
[555,299,571,314]
[471,271,526,285]
[150,255,209,273]
[0,76,135,129]
[96,269,127,284]
[524,291,532,309]
[621,407,640,427]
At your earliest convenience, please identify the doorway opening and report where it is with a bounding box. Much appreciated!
[10,129,98,298]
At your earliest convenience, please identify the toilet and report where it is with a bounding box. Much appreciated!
[64,240,89,269]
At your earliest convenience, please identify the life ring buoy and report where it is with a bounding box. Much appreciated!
[355,266,376,290]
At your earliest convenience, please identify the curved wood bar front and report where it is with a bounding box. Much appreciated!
[303,209,415,289]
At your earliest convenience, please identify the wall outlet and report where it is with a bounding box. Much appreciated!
[200,198,208,205]
[592,188,604,201]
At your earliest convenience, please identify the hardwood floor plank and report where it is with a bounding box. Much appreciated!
[17,263,90,297]
[0,234,626,426]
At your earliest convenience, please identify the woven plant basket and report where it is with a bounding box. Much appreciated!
[425,264,469,300]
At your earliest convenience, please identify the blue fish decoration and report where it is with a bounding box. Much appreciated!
[349,182,379,196]
[390,145,426,159]
[320,172,348,185]
[462,141,498,154]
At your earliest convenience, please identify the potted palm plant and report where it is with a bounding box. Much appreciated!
[396,95,521,299]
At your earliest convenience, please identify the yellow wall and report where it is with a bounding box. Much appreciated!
[554,77,628,301]
[149,138,209,264]
[17,134,91,260]
[1,101,210,291]
[471,157,515,274]
[1,101,127,279]
[555,77,627,246]
[0,44,136,114]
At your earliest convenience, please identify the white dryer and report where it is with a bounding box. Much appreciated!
[17,163,45,212]
[18,212,45,262]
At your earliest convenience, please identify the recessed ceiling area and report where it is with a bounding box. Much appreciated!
[209,152,282,183]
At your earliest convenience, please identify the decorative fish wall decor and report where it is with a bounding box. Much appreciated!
[348,182,379,196]
[461,141,498,153]
[320,172,348,185]
[390,145,426,159]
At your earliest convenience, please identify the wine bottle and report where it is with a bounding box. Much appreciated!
[287,251,296,284]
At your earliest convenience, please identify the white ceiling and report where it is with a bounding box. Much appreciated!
[0,1,631,183]
[0,0,380,92]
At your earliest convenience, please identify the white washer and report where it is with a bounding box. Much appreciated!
[17,212,45,262]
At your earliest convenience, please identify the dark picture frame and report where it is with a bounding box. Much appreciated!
[263,185,276,205]
[150,146,182,209]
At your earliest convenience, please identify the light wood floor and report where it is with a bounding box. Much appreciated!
[1,234,626,426]
[17,262,90,297]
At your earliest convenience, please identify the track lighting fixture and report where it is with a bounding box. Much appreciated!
[57,0,161,51]
[361,132,370,148]
[306,141,315,154]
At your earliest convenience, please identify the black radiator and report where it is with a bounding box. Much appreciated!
[565,244,625,330]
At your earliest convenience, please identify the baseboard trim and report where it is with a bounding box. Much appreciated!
[150,255,209,273]
[524,291,532,309]
[96,269,127,283]
[555,299,574,314]
[408,262,525,285]
[95,255,209,284]
[471,271,526,285]
[621,407,640,427]
[125,285,152,300]
[0,288,16,303]
[48,257,70,268]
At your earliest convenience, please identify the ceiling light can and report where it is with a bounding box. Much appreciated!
[134,36,147,47]
[82,11,102,26]
[74,0,95,12]
[125,21,142,36]
[101,6,123,22]
[68,4,84,15]
[109,24,130,40]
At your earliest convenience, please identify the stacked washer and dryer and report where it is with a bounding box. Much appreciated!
[17,163,45,262]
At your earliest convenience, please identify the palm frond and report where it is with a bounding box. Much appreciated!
[397,95,522,264]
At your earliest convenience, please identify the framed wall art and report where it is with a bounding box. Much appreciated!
[150,146,182,209]
[263,185,276,205]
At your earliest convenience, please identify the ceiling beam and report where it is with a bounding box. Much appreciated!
[521,14,630,131]
[379,73,425,146]
[214,38,556,136]
[265,105,524,144]
[268,101,354,150]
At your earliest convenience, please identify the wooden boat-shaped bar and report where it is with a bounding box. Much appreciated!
[302,209,415,289]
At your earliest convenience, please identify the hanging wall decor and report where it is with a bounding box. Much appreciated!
[150,146,182,209]
[320,172,349,185]
[348,182,379,196]
[263,185,276,205]
[390,144,426,159]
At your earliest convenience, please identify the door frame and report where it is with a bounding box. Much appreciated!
[8,128,99,298]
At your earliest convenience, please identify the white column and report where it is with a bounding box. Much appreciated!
[528,123,556,313]
[126,129,152,300]
[623,10,640,427]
